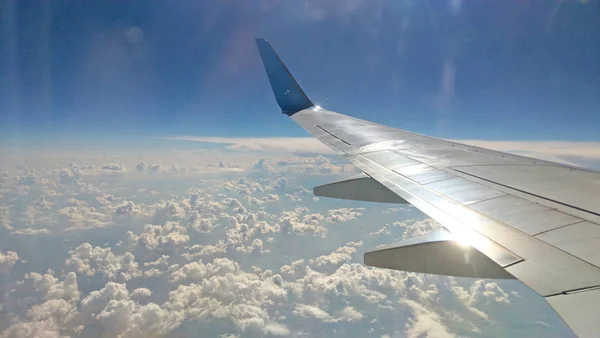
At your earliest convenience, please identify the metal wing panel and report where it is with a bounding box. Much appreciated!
[454,165,600,216]
[350,154,600,297]
[536,222,600,268]
[424,177,506,205]
[360,150,420,170]
[469,195,584,235]
[392,164,455,184]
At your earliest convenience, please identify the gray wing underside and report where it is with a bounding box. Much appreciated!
[254,38,600,338]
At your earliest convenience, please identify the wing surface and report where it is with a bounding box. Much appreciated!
[255,38,600,338]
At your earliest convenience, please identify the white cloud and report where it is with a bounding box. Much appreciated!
[169,258,240,284]
[399,219,442,240]
[115,201,137,216]
[0,147,570,337]
[66,243,141,282]
[0,251,19,275]
[164,260,289,336]
[162,136,336,154]
[58,198,113,231]
[10,228,51,236]
[79,282,183,337]
[130,288,152,301]
[327,208,364,223]
[402,299,455,338]
[2,299,79,338]
[135,221,190,253]
[309,241,362,272]
[277,208,327,237]
[101,163,125,172]
[0,205,13,230]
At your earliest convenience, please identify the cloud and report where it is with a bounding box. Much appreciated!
[135,221,190,253]
[169,258,240,284]
[277,208,327,237]
[66,243,141,282]
[10,228,51,235]
[58,198,114,231]
[130,288,152,301]
[162,136,336,154]
[2,299,79,338]
[2,271,82,337]
[293,304,364,324]
[327,208,364,223]
[79,282,183,337]
[0,147,570,337]
[0,205,12,230]
[101,163,125,172]
[309,241,362,272]
[164,259,290,336]
[0,251,19,275]
[115,200,137,216]
[402,299,455,338]
[398,219,442,240]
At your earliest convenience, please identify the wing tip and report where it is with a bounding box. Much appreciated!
[254,37,314,116]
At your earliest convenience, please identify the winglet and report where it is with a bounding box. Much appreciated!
[255,38,314,116]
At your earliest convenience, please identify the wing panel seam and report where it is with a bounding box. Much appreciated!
[316,125,351,146]
[533,220,587,237]
[453,168,600,219]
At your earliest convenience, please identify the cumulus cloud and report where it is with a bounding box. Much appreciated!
[115,200,137,216]
[2,271,81,337]
[309,241,362,272]
[164,259,290,336]
[399,219,442,240]
[135,221,190,253]
[58,198,113,231]
[0,251,19,275]
[169,258,240,284]
[79,282,183,337]
[66,243,141,282]
[135,161,147,173]
[101,163,125,172]
[402,299,455,338]
[0,205,13,230]
[0,146,563,337]
[130,288,152,301]
[327,208,364,223]
[277,208,327,237]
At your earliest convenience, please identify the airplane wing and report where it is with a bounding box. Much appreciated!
[255,38,600,338]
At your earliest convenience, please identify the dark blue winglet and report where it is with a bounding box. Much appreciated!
[255,38,314,116]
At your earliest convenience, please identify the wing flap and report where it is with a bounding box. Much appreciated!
[365,229,517,279]
[314,174,408,204]
[454,165,600,221]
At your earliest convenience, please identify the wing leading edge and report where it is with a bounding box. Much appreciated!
[255,38,600,338]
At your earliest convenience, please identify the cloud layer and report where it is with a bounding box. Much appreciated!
[0,147,576,337]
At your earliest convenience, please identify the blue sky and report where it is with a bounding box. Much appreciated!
[1,0,599,145]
